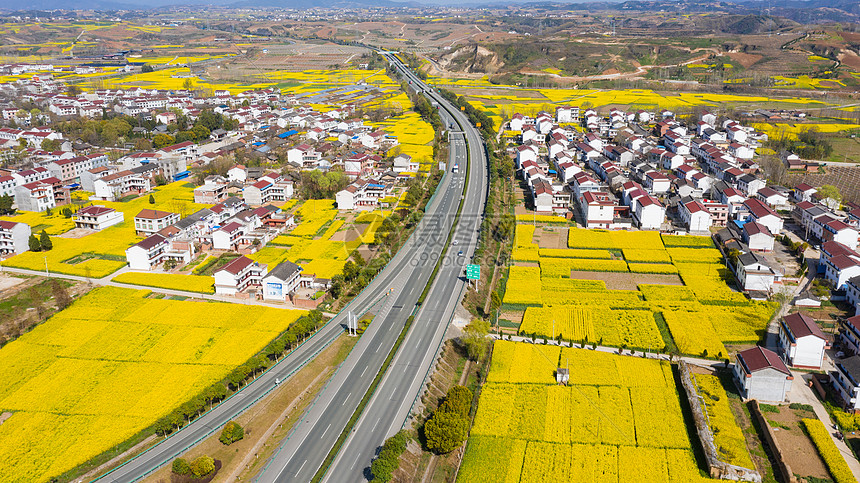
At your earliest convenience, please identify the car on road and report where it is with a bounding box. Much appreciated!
[452,240,459,245]
[458,250,463,257]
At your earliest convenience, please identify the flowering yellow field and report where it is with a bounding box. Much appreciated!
[112,272,215,293]
[502,225,776,355]
[460,342,711,483]
[0,181,209,278]
[0,286,305,482]
[751,122,859,140]
[693,375,755,469]
[251,201,385,279]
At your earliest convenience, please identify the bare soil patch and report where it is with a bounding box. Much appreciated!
[766,406,830,479]
[534,227,570,249]
[727,52,764,68]
[57,227,96,238]
[0,274,27,292]
[513,261,539,268]
[568,270,684,290]
[329,223,366,242]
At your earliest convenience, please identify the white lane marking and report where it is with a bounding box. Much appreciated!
[297,459,307,476]
[360,366,368,377]
[372,417,381,431]
[321,423,331,439]
[351,454,361,469]
[343,393,350,405]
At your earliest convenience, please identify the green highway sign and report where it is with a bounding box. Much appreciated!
[466,264,481,280]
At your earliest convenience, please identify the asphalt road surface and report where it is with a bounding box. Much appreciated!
[254,53,488,483]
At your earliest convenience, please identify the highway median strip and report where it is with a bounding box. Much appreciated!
[311,77,474,483]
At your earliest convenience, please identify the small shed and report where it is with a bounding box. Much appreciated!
[556,368,569,385]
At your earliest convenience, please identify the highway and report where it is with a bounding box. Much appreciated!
[320,58,488,483]
[95,52,486,483]
[255,53,488,483]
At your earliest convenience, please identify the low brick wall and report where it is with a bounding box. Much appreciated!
[747,400,798,483]
[678,362,763,482]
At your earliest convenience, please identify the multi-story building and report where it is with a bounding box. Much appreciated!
[0,220,31,255]
[73,205,125,231]
[777,312,828,369]
[214,255,266,295]
[134,209,180,236]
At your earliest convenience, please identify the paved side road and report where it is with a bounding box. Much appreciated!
[0,265,301,310]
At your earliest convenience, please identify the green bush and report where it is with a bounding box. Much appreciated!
[190,455,215,478]
[370,430,409,482]
[171,458,190,475]
[425,411,469,454]
[219,421,244,445]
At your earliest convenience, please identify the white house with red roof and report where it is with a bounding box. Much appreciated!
[778,312,828,369]
[742,221,774,252]
[632,194,664,230]
[515,144,538,168]
[733,346,793,402]
[755,187,789,210]
[0,220,30,255]
[125,234,167,271]
[212,221,243,251]
[73,205,124,231]
[14,179,55,212]
[792,183,817,203]
[822,220,858,251]
[680,200,712,233]
[579,191,615,229]
[134,209,180,236]
[214,255,266,295]
[0,175,15,197]
[743,198,783,235]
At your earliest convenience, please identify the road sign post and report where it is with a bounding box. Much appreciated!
[466,264,480,289]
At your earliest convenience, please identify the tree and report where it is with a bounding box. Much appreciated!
[462,318,490,361]
[28,234,41,252]
[51,280,72,310]
[424,411,469,454]
[141,64,154,73]
[39,230,52,251]
[219,421,244,445]
[189,455,215,477]
[152,133,175,149]
[424,385,472,454]
[171,458,191,475]
[44,207,52,217]
[40,138,61,152]
[149,194,155,204]
[818,184,842,210]
[370,430,409,482]
[0,194,14,215]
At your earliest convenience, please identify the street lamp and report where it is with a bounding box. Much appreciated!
[44,256,49,277]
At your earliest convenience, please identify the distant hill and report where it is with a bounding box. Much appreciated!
[229,0,418,7]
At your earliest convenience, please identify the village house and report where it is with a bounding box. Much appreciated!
[777,312,828,369]
[733,346,793,402]
[262,260,303,302]
[0,220,31,255]
[214,255,266,295]
[73,205,124,231]
[134,209,180,236]
[832,355,860,412]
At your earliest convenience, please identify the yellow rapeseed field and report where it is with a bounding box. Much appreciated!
[0,286,305,482]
